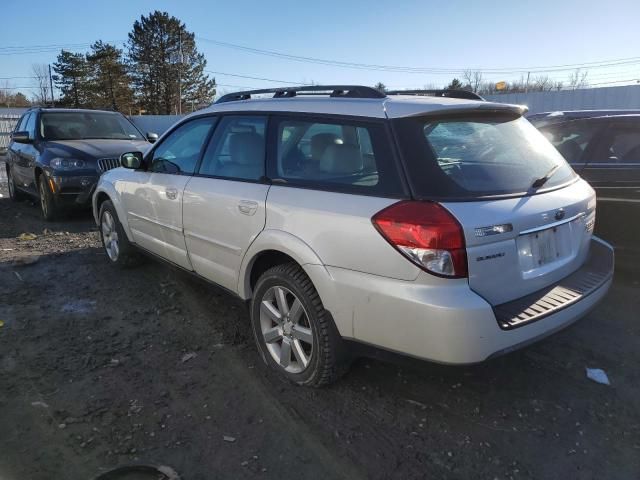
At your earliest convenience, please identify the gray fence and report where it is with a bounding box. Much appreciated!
[485,85,640,114]
[0,115,20,153]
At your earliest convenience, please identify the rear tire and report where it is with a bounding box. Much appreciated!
[250,263,345,387]
[99,200,143,268]
[7,167,27,202]
[38,175,58,221]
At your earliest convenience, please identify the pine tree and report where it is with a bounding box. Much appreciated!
[86,41,134,113]
[52,51,90,107]
[447,78,464,90]
[126,11,216,114]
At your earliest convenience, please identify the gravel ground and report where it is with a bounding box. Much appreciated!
[1,160,639,480]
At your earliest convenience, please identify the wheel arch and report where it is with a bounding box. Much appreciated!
[92,184,134,241]
[239,229,349,337]
[239,229,332,299]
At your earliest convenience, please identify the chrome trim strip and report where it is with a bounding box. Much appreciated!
[184,230,242,255]
[519,212,585,235]
[127,211,183,233]
[597,197,640,204]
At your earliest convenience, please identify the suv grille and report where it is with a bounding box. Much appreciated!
[97,157,120,173]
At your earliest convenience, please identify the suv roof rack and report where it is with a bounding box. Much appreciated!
[385,89,485,101]
[215,85,386,104]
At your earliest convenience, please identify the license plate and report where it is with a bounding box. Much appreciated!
[531,228,558,266]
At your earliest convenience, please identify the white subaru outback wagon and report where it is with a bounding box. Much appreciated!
[93,86,614,386]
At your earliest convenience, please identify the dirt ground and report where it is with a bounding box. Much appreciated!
[1,161,639,480]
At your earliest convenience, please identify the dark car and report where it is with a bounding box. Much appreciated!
[532,112,640,249]
[5,108,157,220]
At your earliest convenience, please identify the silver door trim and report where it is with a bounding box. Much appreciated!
[597,197,640,204]
[128,210,183,233]
[519,212,586,235]
[184,229,243,255]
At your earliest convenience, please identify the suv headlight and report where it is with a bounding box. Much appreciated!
[50,158,86,170]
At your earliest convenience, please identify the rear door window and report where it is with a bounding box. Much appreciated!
[394,113,575,199]
[539,120,599,163]
[593,125,640,164]
[269,116,404,197]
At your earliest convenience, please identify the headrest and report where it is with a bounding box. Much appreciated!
[230,132,264,165]
[311,133,342,162]
[319,144,363,174]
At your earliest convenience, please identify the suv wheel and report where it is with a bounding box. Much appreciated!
[7,167,26,202]
[251,263,343,387]
[99,200,142,268]
[38,175,58,221]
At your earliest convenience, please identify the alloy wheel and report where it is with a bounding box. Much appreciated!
[259,285,313,374]
[101,211,120,261]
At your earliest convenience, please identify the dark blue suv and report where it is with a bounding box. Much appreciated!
[6,108,155,220]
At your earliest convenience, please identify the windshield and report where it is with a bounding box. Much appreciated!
[39,112,143,141]
[393,113,575,199]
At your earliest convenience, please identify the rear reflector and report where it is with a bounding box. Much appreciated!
[372,201,468,278]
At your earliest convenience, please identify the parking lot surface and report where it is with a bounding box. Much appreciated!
[0,160,639,480]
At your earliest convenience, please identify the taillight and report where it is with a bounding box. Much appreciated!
[372,201,468,278]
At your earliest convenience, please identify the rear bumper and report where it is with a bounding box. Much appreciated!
[314,237,614,364]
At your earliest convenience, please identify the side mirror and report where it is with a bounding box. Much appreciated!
[146,132,159,143]
[120,151,144,169]
[12,131,31,144]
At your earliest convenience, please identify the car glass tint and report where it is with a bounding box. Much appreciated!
[16,113,30,132]
[199,116,266,181]
[40,112,143,140]
[151,117,215,175]
[539,121,599,163]
[394,114,575,199]
[25,113,36,139]
[270,117,404,196]
[600,128,640,163]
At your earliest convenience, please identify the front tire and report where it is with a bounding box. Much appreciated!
[38,175,58,221]
[99,200,142,268]
[250,263,344,387]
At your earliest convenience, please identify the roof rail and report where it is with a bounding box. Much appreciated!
[215,85,386,104]
[386,89,485,101]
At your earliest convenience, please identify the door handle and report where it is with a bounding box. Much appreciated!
[238,200,258,215]
[165,187,179,200]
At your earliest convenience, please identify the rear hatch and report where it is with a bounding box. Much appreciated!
[393,110,595,305]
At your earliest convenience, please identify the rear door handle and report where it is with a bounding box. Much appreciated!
[238,200,258,215]
[165,187,179,200]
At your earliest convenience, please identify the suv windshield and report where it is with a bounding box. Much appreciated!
[39,112,143,141]
[394,113,575,199]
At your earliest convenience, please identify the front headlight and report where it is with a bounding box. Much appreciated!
[50,158,85,170]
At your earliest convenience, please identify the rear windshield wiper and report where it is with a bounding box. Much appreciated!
[531,164,561,189]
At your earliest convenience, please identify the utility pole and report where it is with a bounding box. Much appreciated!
[178,31,182,115]
[48,64,55,105]
[524,71,530,93]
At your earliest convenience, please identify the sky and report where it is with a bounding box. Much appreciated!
[1,0,640,99]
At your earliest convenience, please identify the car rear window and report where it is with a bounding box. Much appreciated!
[393,113,576,199]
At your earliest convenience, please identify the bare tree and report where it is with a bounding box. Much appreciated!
[31,64,51,105]
[0,80,13,107]
[462,70,484,93]
[567,68,589,90]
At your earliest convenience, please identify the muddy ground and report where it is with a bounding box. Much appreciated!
[0,161,639,480]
